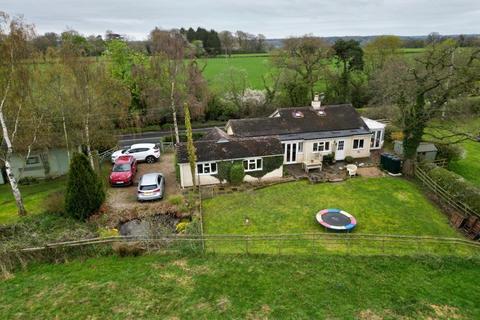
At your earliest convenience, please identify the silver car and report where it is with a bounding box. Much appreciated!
[137,173,165,201]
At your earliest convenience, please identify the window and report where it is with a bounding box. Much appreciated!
[243,158,262,172]
[196,162,217,175]
[337,141,345,151]
[313,141,330,152]
[298,142,303,153]
[26,156,41,165]
[353,139,365,150]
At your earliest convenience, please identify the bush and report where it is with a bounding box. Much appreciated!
[229,162,245,185]
[18,177,39,185]
[384,124,402,143]
[98,227,119,238]
[112,242,145,257]
[345,156,354,164]
[167,195,184,206]
[425,166,480,213]
[43,191,65,215]
[175,221,189,233]
[436,144,464,163]
[65,153,105,221]
[323,153,334,165]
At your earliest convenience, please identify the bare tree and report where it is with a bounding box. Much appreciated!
[0,13,36,215]
[149,28,188,144]
[218,31,235,57]
[272,36,330,99]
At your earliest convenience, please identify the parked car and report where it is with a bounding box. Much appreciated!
[137,173,165,201]
[111,143,160,164]
[109,155,137,186]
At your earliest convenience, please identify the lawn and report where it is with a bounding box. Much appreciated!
[0,178,66,225]
[203,177,458,237]
[1,253,479,319]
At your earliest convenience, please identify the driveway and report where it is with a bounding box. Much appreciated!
[105,152,180,213]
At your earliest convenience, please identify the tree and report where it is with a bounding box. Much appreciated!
[149,28,188,144]
[332,39,364,103]
[184,103,197,189]
[0,12,37,216]
[60,34,130,168]
[219,31,235,57]
[364,35,402,73]
[272,36,330,99]
[65,153,105,220]
[103,39,147,113]
[372,40,480,174]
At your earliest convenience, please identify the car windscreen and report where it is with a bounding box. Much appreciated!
[140,184,158,191]
[112,164,131,172]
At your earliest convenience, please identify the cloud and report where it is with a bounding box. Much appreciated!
[1,0,479,39]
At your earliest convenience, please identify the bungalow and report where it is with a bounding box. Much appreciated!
[0,148,70,184]
[176,95,385,188]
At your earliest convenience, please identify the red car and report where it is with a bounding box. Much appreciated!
[109,155,137,186]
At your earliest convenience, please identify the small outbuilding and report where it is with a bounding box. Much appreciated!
[393,141,438,161]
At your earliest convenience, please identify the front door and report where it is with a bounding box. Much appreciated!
[283,142,297,164]
[335,140,345,160]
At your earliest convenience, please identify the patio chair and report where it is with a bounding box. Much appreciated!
[346,164,357,177]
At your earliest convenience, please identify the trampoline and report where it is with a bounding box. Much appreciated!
[316,208,357,231]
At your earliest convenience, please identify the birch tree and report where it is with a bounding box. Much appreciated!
[0,13,36,216]
[149,28,188,144]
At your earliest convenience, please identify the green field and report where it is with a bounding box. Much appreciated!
[1,253,479,319]
[0,178,66,225]
[201,55,274,90]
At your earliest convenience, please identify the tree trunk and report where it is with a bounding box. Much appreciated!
[4,157,26,215]
[170,80,180,144]
[0,98,26,216]
[402,94,426,176]
[85,116,95,169]
[62,112,71,162]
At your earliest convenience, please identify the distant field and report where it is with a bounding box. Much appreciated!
[200,55,274,90]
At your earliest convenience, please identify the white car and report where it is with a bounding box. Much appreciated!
[111,143,160,164]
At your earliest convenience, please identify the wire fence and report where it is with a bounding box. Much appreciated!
[3,233,479,275]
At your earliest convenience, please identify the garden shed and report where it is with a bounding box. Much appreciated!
[394,141,438,161]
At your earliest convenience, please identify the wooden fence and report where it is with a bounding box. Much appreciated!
[414,165,479,218]
[12,233,480,257]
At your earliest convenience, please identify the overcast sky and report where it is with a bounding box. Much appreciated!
[2,0,479,39]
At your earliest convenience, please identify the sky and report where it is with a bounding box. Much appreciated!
[1,0,479,39]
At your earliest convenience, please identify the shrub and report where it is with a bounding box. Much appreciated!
[436,144,464,163]
[425,166,480,213]
[43,191,65,215]
[168,195,184,206]
[216,161,233,182]
[176,221,189,233]
[229,162,245,185]
[345,156,354,164]
[65,153,105,221]
[98,227,119,238]
[18,177,39,185]
[385,124,402,143]
[112,242,145,257]
[323,153,334,165]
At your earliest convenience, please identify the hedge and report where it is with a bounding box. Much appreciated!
[422,164,480,213]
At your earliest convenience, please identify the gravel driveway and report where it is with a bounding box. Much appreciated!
[106,152,179,212]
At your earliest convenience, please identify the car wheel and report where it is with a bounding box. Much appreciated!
[146,156,155,164]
